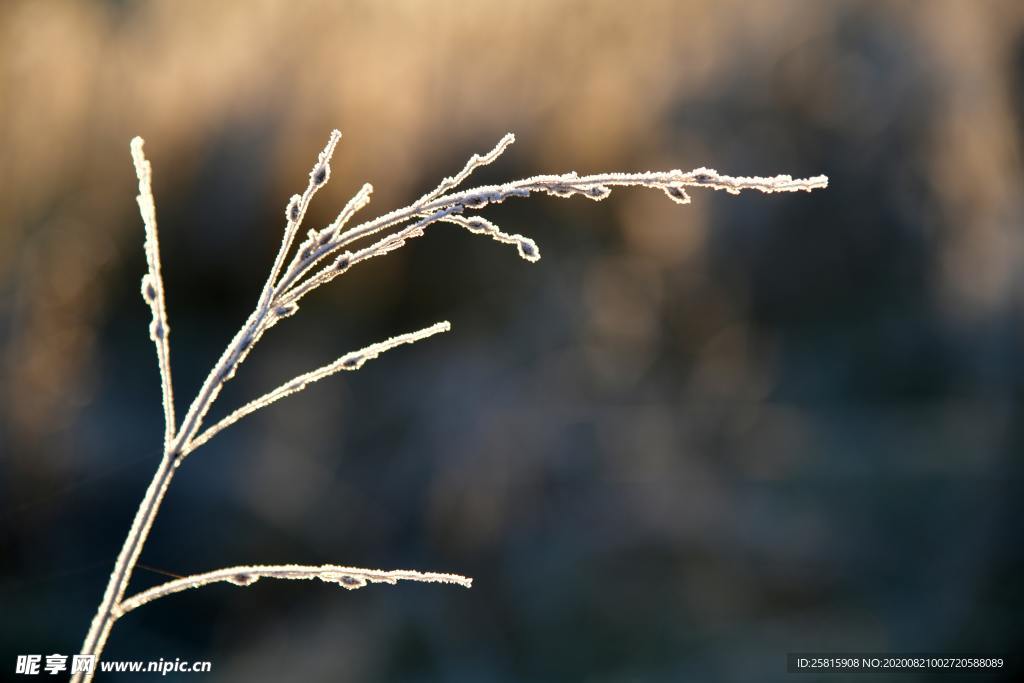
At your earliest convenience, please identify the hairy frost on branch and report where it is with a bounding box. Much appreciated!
[73,129,826,683]
[115,563,472,618]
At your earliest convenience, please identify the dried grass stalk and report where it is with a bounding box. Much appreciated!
[73,130,826,682]
[115,563,472,619]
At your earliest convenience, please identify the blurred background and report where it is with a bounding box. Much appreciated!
[1,1,1022,681]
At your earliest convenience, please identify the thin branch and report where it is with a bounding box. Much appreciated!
[185,321,451,454]
[115,563,473,618]
[259,129,342,308]
[440,214,541,263]
[277,206,464,307]
[416,132,516,205]
[274,182,374,297]
[169,133,343,455]
[166,132,361,454]
[130,137,176,451]
[74,451,179,683]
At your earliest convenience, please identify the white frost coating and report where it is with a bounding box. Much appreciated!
[115,563,473,617]
[663,185,692,204]
[329,182,374,235]
[260,130,342,307]
[278,205,466,308]
[442,215,541,263]
[130,137,176,452]
[268,146,827,320]
[418,132,516,204]
[276,182,375,295]
[185,321,451,453]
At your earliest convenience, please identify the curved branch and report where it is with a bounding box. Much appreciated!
[277,160,829,308]
[416,132,516,204]
[184,321,451,454]
[115,563,473,618]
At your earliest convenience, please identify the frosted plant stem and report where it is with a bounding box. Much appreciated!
[71,134,353,681]
[74,140,182,683]
[72,308,279,681]
[186,321,451,454]
[72,454,178,683]
[130,138,176,453]
[75,129,827,682]
[258,130,341,310]
[116,564,472,618]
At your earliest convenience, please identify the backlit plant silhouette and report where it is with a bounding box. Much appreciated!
[73,130,827,680]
